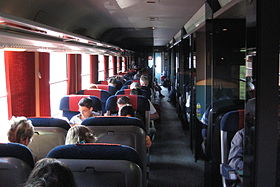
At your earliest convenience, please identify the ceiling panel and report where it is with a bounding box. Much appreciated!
[0,0,205,50]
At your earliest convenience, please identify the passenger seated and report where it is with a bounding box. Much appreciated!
[24,158,76,187]
[70,97,101,125]
[119,105,152,148]
[7,116,34,146]
[140,75,152,99]
[65,125,97,144]
[228,98,255,171]
[105,96,130,116]
[131,89,159,120]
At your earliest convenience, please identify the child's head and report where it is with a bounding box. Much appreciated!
[117,96,130,109]
[118,105,135,117]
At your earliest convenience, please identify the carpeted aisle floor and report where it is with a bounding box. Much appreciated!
[148,88,204,187]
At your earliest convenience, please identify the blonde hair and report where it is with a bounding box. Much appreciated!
[65,125,97,144]
[7,116,34,143]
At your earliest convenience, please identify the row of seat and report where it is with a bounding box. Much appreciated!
[0,116,148,187]
[60,94,150,131]
[0,142,143,187]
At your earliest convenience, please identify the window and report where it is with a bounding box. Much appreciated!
[81,54,90,89]
[98,55,104,81]
[0,51,9,142]
[50,52,67,117]
[122,57,125,72]
[108,56,114,77]
[117,57,120,73]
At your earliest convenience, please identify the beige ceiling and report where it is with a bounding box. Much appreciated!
[0,0,205,50]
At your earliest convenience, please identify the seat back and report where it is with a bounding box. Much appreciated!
[115,89,132,95]
[59,95,102,120]
[82,117,147,174]
[220,110,244,164]
[105,95,150,131]
[28,117,70,160]
[47,143,142,187]
[95,84,118,95]
[121,85,131,90]
[124,79,140,86]
[220,110,244,187]
[0,143,34,187]
[99,80,108,85]
[77,89,111,113]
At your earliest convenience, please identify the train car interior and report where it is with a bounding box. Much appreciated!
[0,0,279,187]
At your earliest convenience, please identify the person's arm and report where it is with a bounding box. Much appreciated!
[228,129,244,170]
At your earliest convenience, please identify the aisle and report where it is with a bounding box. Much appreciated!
[148,89,204,187]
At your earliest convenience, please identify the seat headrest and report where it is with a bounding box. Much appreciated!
[59,95,102,112]
[120,85,130,90]
[28,117,70,130]
[77,89,111,101]
[0,143,34,168]
[47,143,142,168]
[220,110,244,132]
[81,116,145,131]
[105,95,150,113]
[115,89,132,95]
[95,85,117,95]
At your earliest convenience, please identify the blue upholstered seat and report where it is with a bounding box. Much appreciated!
[77,89,111,113]
[59,95,102,120]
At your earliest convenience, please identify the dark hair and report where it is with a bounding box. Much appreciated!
[117,96,130,105]
[119,105,135,117]
[78,97,93,109]
[24,158,76,187]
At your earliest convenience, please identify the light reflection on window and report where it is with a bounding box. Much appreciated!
[50,52,67,117]
[81,54,90,89]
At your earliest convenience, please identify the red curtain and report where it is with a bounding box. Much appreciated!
[104,56,109,79]
[67,54,81,94]
[118,57,122,72]
[124,57,127,71]
[39,53,50,116]
[5,51,36,118]
[90,55,98,83]
[113,56,117,75]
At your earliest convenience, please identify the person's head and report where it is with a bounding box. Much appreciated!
[130,82,141,90]
[140,75,149,86]
[24,158,76,187]
[117,96,130,109]
[108,78,118,87]
[118,105,135,117]
[89,84,97,89]
[65,125,96,145]
[7,116,34,146]
[78,97,94,119]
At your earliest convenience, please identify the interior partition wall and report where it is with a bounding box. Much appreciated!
[244,0,279,187]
